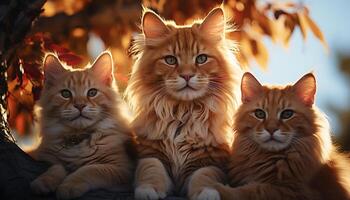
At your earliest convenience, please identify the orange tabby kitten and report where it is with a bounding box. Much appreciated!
[215,72,350,200]
[30,52,135,199]
[126,7,241,200]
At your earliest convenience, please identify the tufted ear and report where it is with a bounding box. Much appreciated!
[43,53,67,86]
[90,51,114,86]
[241,72,263,103]
[292,73,316,107]
[142,9,169,39]
[199,7,225,39]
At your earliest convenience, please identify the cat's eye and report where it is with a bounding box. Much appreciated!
[254,109,266,119]
[61,89,72,99]
[195,54,208,64]
[87,88,98,97]
[164,55,177,65]
[280,109,294,119]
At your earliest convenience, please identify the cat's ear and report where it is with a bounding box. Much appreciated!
[90,51,114,86]
[241,72,263,103]
[199,7,225,39]
[292,73,316,106]
[142,9,169,39]
[43,53,67,86]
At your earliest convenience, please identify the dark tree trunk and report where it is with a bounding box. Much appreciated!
[0,0,49,199]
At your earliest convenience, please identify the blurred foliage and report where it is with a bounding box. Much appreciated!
[6,0,326,135]
[7,33,82,135]
[335,52,350,151]
[0,0,46,141]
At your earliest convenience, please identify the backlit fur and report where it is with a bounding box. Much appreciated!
[126,7,241,199]
[30,52,135,199]
[215,73,350,200]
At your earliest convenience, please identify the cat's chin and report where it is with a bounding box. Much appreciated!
[169,88,206,101]
[64,117,95,129]
[259,140,290,152]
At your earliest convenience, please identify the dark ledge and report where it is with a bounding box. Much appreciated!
[0,139,186,200]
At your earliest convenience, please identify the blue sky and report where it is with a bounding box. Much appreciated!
[251,0,350,134]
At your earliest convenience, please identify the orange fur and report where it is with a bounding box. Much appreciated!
[30,52,135,199]
[126,7,241,199]
[215,72,350,200]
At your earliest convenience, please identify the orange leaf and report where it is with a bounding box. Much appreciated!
[15,112,32,135]
[283,15,296,47]
[253,40,269,70]
[297,12,309,40]
[58,53,83,67]
[304,13,328,49]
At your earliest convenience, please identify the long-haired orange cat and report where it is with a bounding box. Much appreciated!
[126,7,241,200]
[30,52,135,199]
[215,72,350,200]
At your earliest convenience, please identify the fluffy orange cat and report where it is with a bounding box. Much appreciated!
[30,52,135,199]
[125,7,241,200]
[215,72,350,200]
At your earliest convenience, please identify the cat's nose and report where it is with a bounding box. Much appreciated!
[74,104,86,111]
[180,74,194,82]
[266,128,278,135]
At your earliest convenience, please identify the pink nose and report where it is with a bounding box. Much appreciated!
[266,128,278,135]
[74,104,86,111]
[180,75,194,81]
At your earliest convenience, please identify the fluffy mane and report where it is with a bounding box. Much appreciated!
[30,51,135,200]
[125,8,241,148]
[232,104,333,179]
[216,73,350,200]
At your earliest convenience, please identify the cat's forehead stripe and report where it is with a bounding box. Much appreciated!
[190,31,198,54]
[260,89,286,110]
[171,29,200,57]
[177,30,190,52]
[65,72,92,89]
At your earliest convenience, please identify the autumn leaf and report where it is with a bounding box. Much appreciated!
[274,14,296,47]
[15,113,27,135]
[283,14,296,47]
[58,53,83,66]
[254,40,269,70]
[304,13,328,49]
[274,9,288,20]
[22,62,43,81]
[45,43,70,54]
[297,12,309,40]
[253,9,274,37]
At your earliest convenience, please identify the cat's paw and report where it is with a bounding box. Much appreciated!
[56,182,89,200]
[134,185,166,200]
[195,187,220,200]
[30,176,61,194]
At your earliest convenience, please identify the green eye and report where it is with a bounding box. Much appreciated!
[164,55,177,65]
[196,54,208,64]
[254,109,266,119]
[280,109,294,119]
[87,88,98,97]
[61,89,72,98]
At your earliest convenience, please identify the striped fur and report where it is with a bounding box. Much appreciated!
[126,7,241,199]
[215,73,350,200]
[30,52,135,200]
